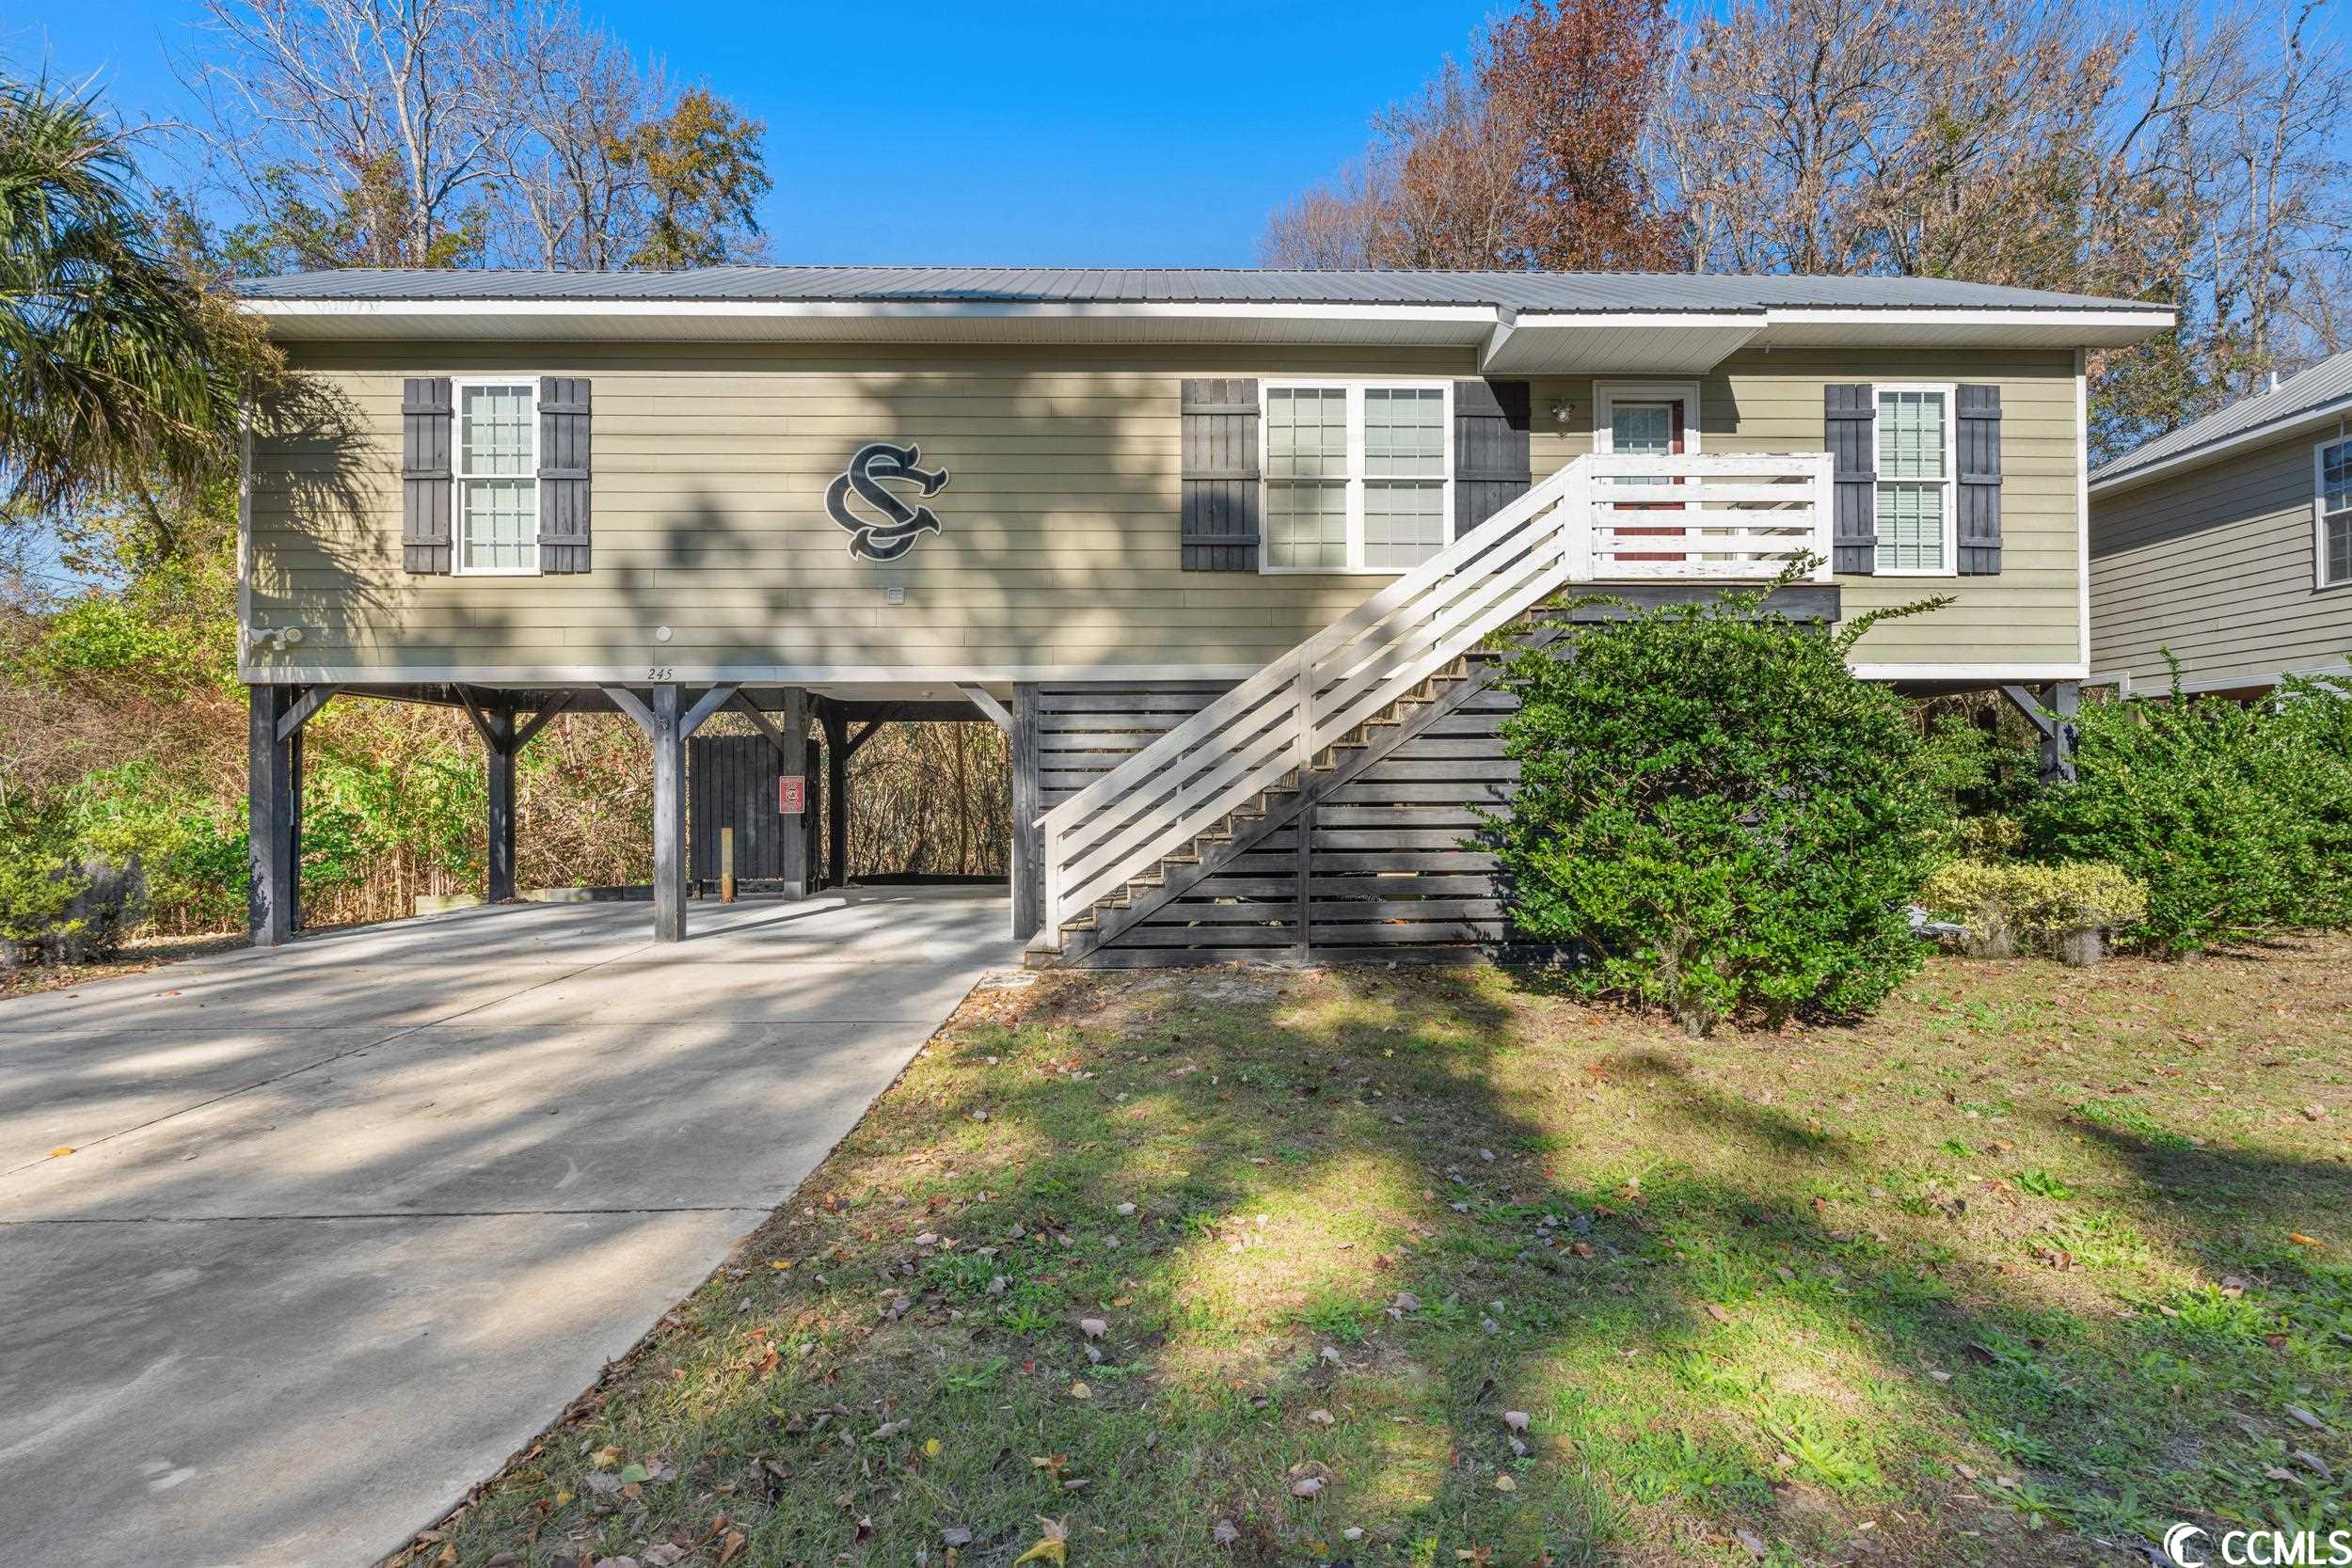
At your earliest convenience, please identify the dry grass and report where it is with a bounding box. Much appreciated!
[410,939,2352,1568]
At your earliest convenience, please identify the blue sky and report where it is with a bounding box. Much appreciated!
[9,1,1495,265]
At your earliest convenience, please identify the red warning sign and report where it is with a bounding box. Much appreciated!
[779,774,806,816]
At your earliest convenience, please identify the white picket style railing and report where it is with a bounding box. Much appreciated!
[1036,451,1834,944]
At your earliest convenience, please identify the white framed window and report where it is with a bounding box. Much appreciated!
[2316,435,2352,590]
[1873,383,1957,576]
[454,378,540,576]
[1261,380,1453,573]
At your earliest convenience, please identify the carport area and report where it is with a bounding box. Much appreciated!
[0,886,1019,1568]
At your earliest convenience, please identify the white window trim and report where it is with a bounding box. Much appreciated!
[452,375,542,578]
[1871,381,1959,578]
[1258,378,1454,576]
[2313,433,2352,591]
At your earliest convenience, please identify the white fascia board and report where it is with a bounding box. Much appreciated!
[1847,661,2091,682]
[2090,396,2352,497]
[1760,306,2174,334]
[244,295,1503,338]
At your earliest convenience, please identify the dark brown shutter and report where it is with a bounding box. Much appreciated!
[1180,378,1260,571]
[1956,383,2002,575]
[1454,379,1532,531]
[1826,384,1878,576]
[401,377,453,575]
[538,376,592,574]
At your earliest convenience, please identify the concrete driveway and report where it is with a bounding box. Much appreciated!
[0,886,1019,1568]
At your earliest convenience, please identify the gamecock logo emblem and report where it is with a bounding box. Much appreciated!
[825,441,950,562]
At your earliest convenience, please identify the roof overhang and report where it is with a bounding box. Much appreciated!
[242,295,2177,371]
[2091,395,2352,496]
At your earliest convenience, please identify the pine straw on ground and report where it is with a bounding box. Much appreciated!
[406,939,2352,1568]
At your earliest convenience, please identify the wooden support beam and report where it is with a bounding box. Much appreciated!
[651,684,686,942]
[511,692,575,752]
[957,683,1013,734]
[275,683,340,743]
[843,716,889,759]
[727,691,791,755]
[806,736,827,890]
[486,722,517,903]
[774,689,807,897]
[1998,682,2082,785]
[247,685,300,947]
[823,705,850,891]
[681,683,740,739]
[455,686,513,750]
[601,685,656,737]
[1009,683,1041,942]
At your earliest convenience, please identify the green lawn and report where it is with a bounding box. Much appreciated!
[415,939,2351,1568]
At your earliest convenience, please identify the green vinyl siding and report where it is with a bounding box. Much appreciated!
[244,342,2087,683]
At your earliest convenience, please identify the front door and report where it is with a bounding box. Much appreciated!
[1608,398,1687,562]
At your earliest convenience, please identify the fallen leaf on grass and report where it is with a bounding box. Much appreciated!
[716,1530,746,1566]
[1307,1408,1335,1426]
[942,1527,974,1546]
[2284,1404,2329,1433]
[1212,1519,1240,1544]
[2289,1233,2323,1248]
[1078,1318,1106,1339]
[1704,1304,1733,1324]
[1732,1528,1769,1559]
[1011,1517,1069,1565]
[1291,1476,1326,1497]
[1493,1473,1517,1492]
[1502,1411,1531,1433]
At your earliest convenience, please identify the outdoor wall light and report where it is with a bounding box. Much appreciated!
[1549,400,1574,427]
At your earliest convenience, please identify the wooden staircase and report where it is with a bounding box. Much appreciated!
[1030,451,1836,958]
[1048,657,1474,960]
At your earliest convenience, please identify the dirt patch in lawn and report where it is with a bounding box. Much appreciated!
[405,938,2352,1568]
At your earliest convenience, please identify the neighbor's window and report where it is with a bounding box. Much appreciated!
[2319,436,2352,588]
[1874,386,1955,575]
[1263,383,1451,572]
[456,381,539,575]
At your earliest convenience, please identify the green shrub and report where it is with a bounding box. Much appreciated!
[1486,583,1953,1034]
[70,763,248,932]
[0,793,84,962]
[2022,671,2352,953]
[1920,859,2149,942]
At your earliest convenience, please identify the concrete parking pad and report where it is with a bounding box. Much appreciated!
[0,886,1018,1568]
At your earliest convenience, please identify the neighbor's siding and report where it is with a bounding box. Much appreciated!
[245,341,2086,683]
[2090,430,2352,692]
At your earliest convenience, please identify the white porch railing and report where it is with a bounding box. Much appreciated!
[1035,451,1834,944]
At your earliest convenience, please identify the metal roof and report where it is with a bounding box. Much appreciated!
[2093,348,2352,490]
[235,265,2153,314]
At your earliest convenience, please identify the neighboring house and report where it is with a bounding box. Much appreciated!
[2090,350,2352,697]
[233,267,2169,963]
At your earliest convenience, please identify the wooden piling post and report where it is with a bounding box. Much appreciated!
[652,682,686,942]
[720,825,737,903]
[247,684,300,947]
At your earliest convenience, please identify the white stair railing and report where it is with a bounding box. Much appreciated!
[1035,451,1833,944]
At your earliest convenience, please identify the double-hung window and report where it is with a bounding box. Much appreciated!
[2317,436,2352,589]
[455,380,539,575]
[1874,385,1956,575]
[1263,382,1452,572]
